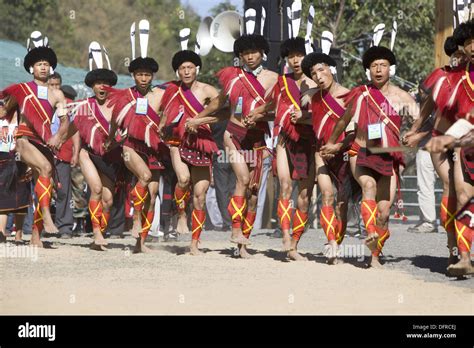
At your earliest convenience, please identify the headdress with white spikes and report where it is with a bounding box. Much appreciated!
[260,7,266,36]
[245,8,257,36]
[301,32,337,79]
[321,31,337,75]
[291,0,302,38]
[287,7,292,39]
[24,30,57,75]
[305,5,315,54]
[174,28,202,79]
[364,22,396,81]
[128,19,159,73]
[235,7,268,61]
[180,28,191,51]
[233,6,269,64]
[84,41,117,88]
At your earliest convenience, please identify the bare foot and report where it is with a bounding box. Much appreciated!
[131,214,142,238]
[238,244,253,259]
[230,229,250,245]
[447,259,474,277]
[90,243,108,251]
[189,241,202,256]
[369,256,383,269]
[30,230,43,248]
[133,238,154,254]
[42,213,59,234]
[288,249,308,261]
[282,230,291,252]
[93,230,108,246]
[364,233,379,253]
[324,241,338,265]
[176,213,190,234]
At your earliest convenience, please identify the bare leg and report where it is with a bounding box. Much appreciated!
[134,171,160,254]
[353,165,379,255]
[448,150,474,276]
[369,173,396,268]
[79,150,107,249]
[224,132,250,245]
[170,147,191,235]
[432,152,458,265]
[123,146,152,239]
[276,142,293,252]
[0,214,7,242]
[15,214,25,242]
[16,138,58,237]
[189,166,210,255]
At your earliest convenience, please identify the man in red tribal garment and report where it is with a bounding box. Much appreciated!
[160,50,221,255]
[2,40,69,247]
[189,34,278,258]
[425,19,474,276]
[321,46,419,268]
[301,51,354,264]
[267,37,317,261]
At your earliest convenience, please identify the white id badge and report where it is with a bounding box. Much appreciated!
[37,85,48,100]
[0,141,9,153]
[368,123,382,140]
[135,98,148,115]
[234,96,243,116]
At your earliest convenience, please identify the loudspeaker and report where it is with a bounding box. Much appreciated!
[244,0,293,72]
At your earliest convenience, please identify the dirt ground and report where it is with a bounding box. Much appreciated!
[1,229,473,315]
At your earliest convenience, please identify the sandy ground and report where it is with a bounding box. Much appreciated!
[1,225,473,315]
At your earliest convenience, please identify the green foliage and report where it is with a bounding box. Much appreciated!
[300,0,435,88]
[0,0,435,88]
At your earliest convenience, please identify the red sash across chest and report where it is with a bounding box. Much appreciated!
[273,74,312,142]
[217,66,269,135]
[161,81,217,155]
[444,62,474,124]
[3,81,54,143]
[311,89,346,145]
[73,97,111,156]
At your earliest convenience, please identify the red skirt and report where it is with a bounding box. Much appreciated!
[281,131,315,180]
[356,147,394,177]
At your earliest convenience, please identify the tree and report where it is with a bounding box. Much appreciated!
[299,0,435,88]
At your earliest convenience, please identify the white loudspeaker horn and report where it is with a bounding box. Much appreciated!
[245,8,256,35]
[291,0,302,38]
[211,11,243,53]
[196,16,213,56]
[180,28,191,51]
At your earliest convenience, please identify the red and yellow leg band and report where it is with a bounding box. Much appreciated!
[242,210,257,238]
[227,196,247,229]
[277,198,292,231]
[292,209,308,241]
[191,209,206,241]
[320,205,337,242]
